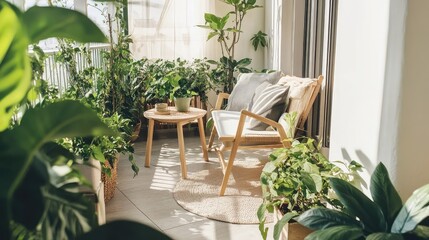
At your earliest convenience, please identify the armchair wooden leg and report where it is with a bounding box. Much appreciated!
[219,113,246,196]
[207,126,217,151]
[216,144,227,171]
[219,140,241,196]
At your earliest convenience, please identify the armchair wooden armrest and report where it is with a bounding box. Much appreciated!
[219,109,291,195]
[237,110,291,148]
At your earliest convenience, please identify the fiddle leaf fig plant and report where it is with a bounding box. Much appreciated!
[198,0,266,93]
[297,163,429,240]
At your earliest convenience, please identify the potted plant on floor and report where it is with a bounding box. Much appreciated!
[258,138,362,240]
[297,162,429,240]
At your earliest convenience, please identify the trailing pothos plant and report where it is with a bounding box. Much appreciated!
[297,162,429,240]
[198,0,266,93]
[0,1,171,239]
[258,138,362,240]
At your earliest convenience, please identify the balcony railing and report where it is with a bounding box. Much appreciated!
[40,44,109,92]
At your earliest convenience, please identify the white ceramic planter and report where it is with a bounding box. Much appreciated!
[75,158,106,224]
[174,97,192,112]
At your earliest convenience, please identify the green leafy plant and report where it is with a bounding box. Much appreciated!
[198,0,265,93]
[297,162,429,240]
[0,1,170,239]
[167,73,197,99]
[101,15,133,116]
[258,138,362,240]
[51,15,140,174]
[208,56,252,93]
[3,101,113,240]
[143,58,182,104]
[121,59,147,124]
[198,0,261,58]
[250,30,268,51]
[0,1,110,238]
[144,58,212,104]
[65,112,139,176]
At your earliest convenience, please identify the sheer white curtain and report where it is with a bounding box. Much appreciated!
[128,0,216,60]
[265,0,283,71]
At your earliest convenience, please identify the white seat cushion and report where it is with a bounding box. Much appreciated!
[212,110,281,142]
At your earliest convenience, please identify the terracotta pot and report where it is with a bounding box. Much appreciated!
[274,208,313,240]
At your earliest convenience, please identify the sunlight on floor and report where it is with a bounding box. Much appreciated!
[150,167,178,191]
[107,137,273,239]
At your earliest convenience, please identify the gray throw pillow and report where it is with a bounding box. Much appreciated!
[247,84,290,130]
[226,71,282,111]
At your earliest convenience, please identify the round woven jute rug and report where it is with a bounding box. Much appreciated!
[173,159,272,224]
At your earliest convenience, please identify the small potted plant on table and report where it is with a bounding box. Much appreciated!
[167,73,197,112]
[258,138,362,240]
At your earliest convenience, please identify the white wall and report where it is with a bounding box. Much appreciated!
[329,0,391,182]
[330,0,429,198]
[395,0,429,198]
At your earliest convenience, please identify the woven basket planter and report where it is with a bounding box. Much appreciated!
[101,158,118,203]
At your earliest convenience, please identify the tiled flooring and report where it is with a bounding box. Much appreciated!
[106,135,274,240]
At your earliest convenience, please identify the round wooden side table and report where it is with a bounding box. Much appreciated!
[143,107,208,179]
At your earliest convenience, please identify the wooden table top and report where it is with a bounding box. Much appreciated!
[144,107,207,123]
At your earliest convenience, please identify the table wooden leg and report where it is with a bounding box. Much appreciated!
[177,122,187,179]
[198,117,209,161]
[145,119,154,168]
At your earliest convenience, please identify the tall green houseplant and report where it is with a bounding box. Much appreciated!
[198,0,263,93]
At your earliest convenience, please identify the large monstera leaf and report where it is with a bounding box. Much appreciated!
[0,2,108,132]
[0,101,113,239]
[0,1,31,131]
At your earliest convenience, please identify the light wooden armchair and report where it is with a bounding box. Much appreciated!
[208,75,324,196]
